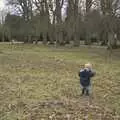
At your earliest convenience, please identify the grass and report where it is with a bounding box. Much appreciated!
[0,44,120,120]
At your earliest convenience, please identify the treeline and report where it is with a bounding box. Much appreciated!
[0,0,120,48]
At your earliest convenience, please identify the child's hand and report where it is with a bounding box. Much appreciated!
[92,70,96,76]
[89,69,96,77]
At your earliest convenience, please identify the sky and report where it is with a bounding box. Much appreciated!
[0,0,5,10]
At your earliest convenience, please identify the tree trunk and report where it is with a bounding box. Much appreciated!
[43,33,47,45]
[86,0,92,14]
[55,0,64,45]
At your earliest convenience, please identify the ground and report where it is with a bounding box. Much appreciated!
[0,44,120,120]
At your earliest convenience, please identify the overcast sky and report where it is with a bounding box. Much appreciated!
[0,0,67,12]
[0,0,5,10]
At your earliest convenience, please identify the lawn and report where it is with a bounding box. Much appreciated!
[0,44,120,120]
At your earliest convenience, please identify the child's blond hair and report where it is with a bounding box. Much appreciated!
[85,63,92,69]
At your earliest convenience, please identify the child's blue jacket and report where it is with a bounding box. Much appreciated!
[79,68,95,87]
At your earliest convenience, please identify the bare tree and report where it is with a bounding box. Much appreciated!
[33,0,51,44]
[4,0,120,48]
[7,0,33,21]
[86,0,93,13]
[85,0,93,45]
[65,0,82,46]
